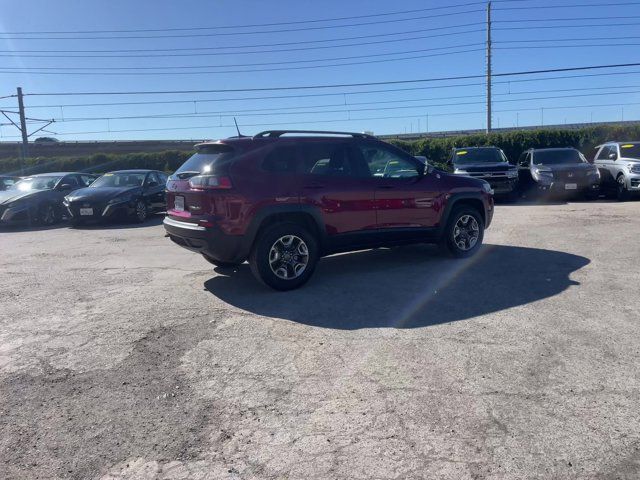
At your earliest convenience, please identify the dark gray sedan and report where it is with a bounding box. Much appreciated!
[0,172,97,226]
[63,170,168,225]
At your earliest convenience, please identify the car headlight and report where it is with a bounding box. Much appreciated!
[628,163,640,174]
[507,169,518,178]
[587,168,601,178]
[454,168,468,175]
[532,167,553,182]
[107,195,132,205]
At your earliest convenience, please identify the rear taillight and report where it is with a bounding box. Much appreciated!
[188,175,232,190]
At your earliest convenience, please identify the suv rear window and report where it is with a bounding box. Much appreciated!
[174,144,235,179]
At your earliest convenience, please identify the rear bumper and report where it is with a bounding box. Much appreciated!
[163,216,250,263]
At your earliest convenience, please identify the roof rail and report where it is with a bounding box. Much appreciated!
[253,130,374,139]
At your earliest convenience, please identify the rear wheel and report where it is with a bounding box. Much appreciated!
[440,207,485,258]
[249,222,319,291]
[617,175,631,202]
[201,254,241,269]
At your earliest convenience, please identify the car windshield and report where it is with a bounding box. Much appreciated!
[454,148,505,164]
[619,144,640,159]
[174,144,236,179]
[533,150,585,165]
[91,173,146,188]
[12,176,63,191]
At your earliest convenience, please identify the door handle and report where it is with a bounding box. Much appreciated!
[377,185,394,190]
[303,184,324,189]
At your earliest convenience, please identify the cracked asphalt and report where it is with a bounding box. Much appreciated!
[1,201,639,480]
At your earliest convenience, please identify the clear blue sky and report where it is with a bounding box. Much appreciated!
[0,0,639,141]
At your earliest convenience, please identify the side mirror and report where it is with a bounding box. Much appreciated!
[58,183,73,191]
[609,153,618,160]
[147,181,159,187]
[414,155,429,165]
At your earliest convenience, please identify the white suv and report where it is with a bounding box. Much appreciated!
[594,142,640,201]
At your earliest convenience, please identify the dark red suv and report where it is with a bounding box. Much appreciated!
[164,130,494,290]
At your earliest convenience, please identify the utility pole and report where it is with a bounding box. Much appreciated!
[17,87,28,171]
[486,1,492,134]
[0,87,55,176]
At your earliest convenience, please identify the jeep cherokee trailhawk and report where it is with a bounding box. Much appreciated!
[164,130,494,290]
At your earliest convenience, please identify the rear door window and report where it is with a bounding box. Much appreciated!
[263,145,298,173]
[174,144,235,178]
[299,143,357,177]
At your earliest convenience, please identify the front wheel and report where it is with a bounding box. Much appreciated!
[440,207,485,258]
[249,223,319,291]
[132,199,148,223]
[617,175,631,202]
[38,203,57,226]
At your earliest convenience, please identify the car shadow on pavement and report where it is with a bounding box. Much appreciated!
[204,244,590,330]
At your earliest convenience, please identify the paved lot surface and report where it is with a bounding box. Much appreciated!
[1,201,639,480]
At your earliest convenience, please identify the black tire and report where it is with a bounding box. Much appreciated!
[249,222,319,291]
[201,254,241,269]
[38,203,57,226]
[617,175,631,202]
[439,206,485,258]
[132,199,148,223]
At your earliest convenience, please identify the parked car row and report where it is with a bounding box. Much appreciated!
[448,143,640,202]
[0,170,168,227]
[2,134,638,291]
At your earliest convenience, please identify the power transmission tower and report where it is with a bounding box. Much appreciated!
[486,1,492,134]
[0,87,55,175]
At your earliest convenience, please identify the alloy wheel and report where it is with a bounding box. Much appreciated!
[268,235,309,280]
[41,205,55,225]
[452,215,480,251]
[136,201,147,221]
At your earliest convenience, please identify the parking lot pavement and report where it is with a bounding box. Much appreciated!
[0,203,639,480]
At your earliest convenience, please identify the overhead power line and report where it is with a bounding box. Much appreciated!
[497,42,640,50]
[43,89,640,124]
[0,23,483,55]
[495,21,640,30]
[1,101,638,139]
[0,29,485,58]
[0,42,484,71]
[497,35,640,43]
[2,1,487,34]
[0,47,486,75]
[496,1,640,9]
[6,82,640,111]
[0,8,485,40]
[494,15,640,23]
[20,62,640,97]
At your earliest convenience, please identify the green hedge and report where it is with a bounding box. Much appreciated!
[2,124,639,176]
[0,150,193,176]
[387,124,640,169]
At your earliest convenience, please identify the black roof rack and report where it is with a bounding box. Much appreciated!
[253,130,374,139]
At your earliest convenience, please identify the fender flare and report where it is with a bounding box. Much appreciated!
[245,204,327,249]
[437,192,487,238]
